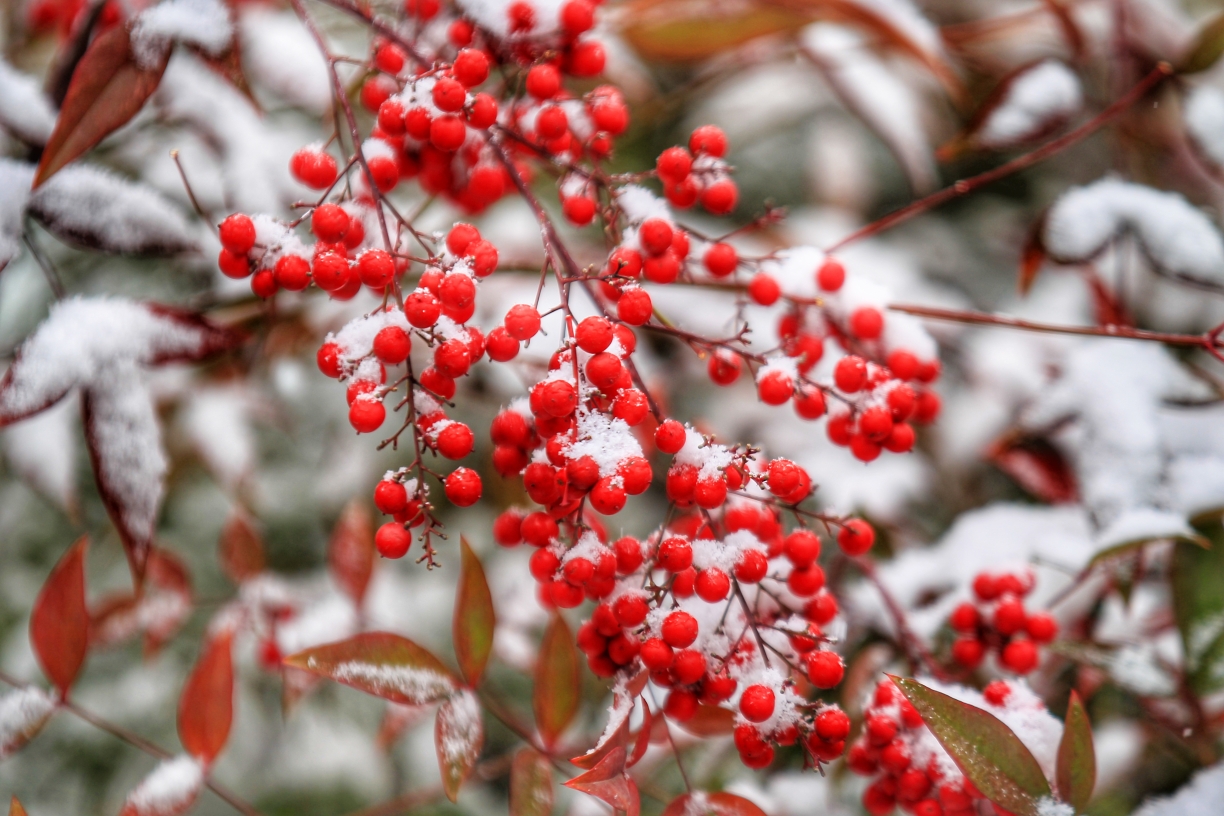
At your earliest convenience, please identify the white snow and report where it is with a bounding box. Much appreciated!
[132,0,234,69]
[1133,761,1224,816]
[319,658,455,705]
[122,755,204,816]
[436,688,481,766]
[4,392,78,512]
[564,410,644,478]
[978,61,1082,148]
[238,8,331,114]
[0,159,34,269]
[1093,507,1197,550]
[181,386,254,490]
[0,59,56,146]
[0,686,56,758]
[1044,178,1224,283]
[1184,84,1224,169]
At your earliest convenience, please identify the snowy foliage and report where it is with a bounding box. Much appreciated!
[0,59,55,145]
[978,61,1082,148]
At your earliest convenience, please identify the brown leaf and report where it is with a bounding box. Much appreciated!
[35,24,170,187]
[986,431,1079,504]
[178,631,234,765]
[30,536,90,696]
[511,748,553,816]
[219,510,265,584]
[435,689,483,802]
[534,614,580,748]
[283,631,457,705]
[454,536,496,686]
[661,793,769,816]
[328,500,375,607]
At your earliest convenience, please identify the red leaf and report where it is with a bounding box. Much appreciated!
[661,793,769,816]
[571,704,631,769]
[678,704,735,737]
[30,536,89,696]
[986,431,1079,504]
[564,747,638,816]
[218,510,265,584]
[35,24,169,187]
[534,614,580,748]
[283,631,457,705]
[177,631,234,765]
[510,748,553,816]
[628,701,653,767]
[10,797,28,816]
[454,536,495,686]
[328,500,375,607]
[435,688,483,801]
[1019,218,1047,295]
[1056,691,1095,811]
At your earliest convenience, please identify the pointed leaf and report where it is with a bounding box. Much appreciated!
[219,510,265,583]
[1056,691,1095,811]
[1180,11,1224,74]
[986,432,1078,504]
[30,536,89,696]
[661,793,769,816]
[565,745,636,814]
[10,797,27,816]
[511,748,553,816]
[177,631,233,765]
[0,687,58,759]
[534,614,580,748]
[1019,219,1046,295]
[328,500,375,607]
[628,701,653,767]
[119,754,204,816]
[891,676,1051,816]
[35,24,169,186]
[435,689,483,802]
[454,537,496,686]
[284,631,457,705]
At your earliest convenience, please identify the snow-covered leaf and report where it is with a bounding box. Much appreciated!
[454,536,495,687]
[1133,760,1224,815]
[1056,691,1095,812]
[283,631,457,706]
[119,755,204,816]
[177,630,233,764]
[181,385,255,490]
[35,24,170,186]
[510,748,553,816]
[435,688,483,802]
[986,432,1079,504]
[30,536,89,696]
[1184,84,1224,171]
[0,60,56,146]
[0,687,57,759]
[29,164,198,255]
[0,160,34,271]
[534,614,579,748]
[131,0,234,69]
[967,61,1082,151]
[237,8,330,114]
[1043,178,1224,285]
[4,393,78,515]
[661,792,768,816]
[328,501,375,609]
[891,676,1051,816]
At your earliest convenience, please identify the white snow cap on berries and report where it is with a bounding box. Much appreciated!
[1044,177,1224,283]
[673,426,735,480]
[616,185,673,225]
[978,61,1082,148]
[327,308,412,363]
[132,0,234,68]
[564,409,643,477]
[691,529,768,573]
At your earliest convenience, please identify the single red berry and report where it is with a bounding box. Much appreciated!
[375,523,411,558]
[218,248,250,279]
[787,563,825,596]
[430,115,467,151]
[641,637,674,671]
[707,351,741,386]
[949,602,980,632]
[485,327,519,361]
[794,387,827,420]
[951,636,986,668]
[566,40,605,77]
[703,242,737,277]
[993,599,1028,636]
[291,148,339,189]
[562,195,596,226]
[317,343,342,378]
[374,480,408,515]
[983,680,1011,706]
[1026,612,1058,643]
[850,306,884,340]
[358,250,395,288]
[748,273,781,305]
[433,76,467,112]
[783,530,821,567]
[576,316,613,353]
[837,519,874,556]
[522,512,559,547]
[219,213,256,255]
[689,125,728,157]
[833,356,867,392]
[655,420,686,454]
[973,572,1002,601]
[734,549,768,583]
[661,610,698,648]
[349,399,385,433]
[657,146,693,183]
[658,536,693,572]
[815,707,851,741]
[639,218,673,256]
[816,259,845,291]
[1001,639,1039,674]
[740,684,775,722]
[404,290,441,328]
[526,63,561,99]
[536,105,569,139]
[560,0,594,34]
[589,477,627,515]
[251,269,277,298]
[664,689,698,721]
[757,370,793,405]
[274,255,311,291]
[806,651,844,689]
[436,422,474,459]
[766,458,801,495]
[617,288,652,325]
[701,179,738,215]
[453,48,489,87]
[444,467,482,506]
[614,536,643,574]
[373,326,411,364]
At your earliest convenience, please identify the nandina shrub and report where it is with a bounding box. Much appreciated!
[4,0,1224,815]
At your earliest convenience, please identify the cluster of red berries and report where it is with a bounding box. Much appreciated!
[947,570,1058,675]
[652,126,740,215]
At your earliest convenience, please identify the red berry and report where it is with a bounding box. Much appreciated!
[375,523,411,558]
[373,326,411,364]
[218,248,250,279]
[614,536,643,574]
[757,370,793,405]
[833,355,867,392]
[661,610,698,648]
[993,599,1028,636]
[436,422,474,459]
[701,179,738,215]
[951,636,985,668]
[567,39,605,77]
[815,707,850,741]
[219,213,255,255]
[639,218,673,256]
[657,147,692,183]
[949,602,980,632]
[805,651,844,689]
[430,115,467,151]
[766,459,801,495]
[794,388,827,420]
[1026,612,1058,643]
[983,680,1011,706]
[703,242,737,277]
[349,399,385,433]
[562,195,596,226]
[748,273,781,305]
[453,48,489,88]
[740,684,775,722]
[1001,639,1039,674]
[837,519,874,556]
[560,0,594,34]
[374,480,408,514]
[273,255,310,291]
[658,536,693,572]
[522,512,559,547]
[617,288,652,325]
[526,63,561,99]
[973,572,1002,601]
[486,327,519,361]
[787,564,825,596]
[536,105,568,139]
[689,125,728,157]
[589,477,627,515]
[357,250,395,288]
[444,467,482,506]
[664,689,698,721]
[641,637,673,671]
[404,290,441,328]
[655,420,686,454]
[291,148,339,189]
[734,549,768,583]
[850,307,884,340]
[317,343,342,378]
[576,316,613,353]
[816,259,845,291]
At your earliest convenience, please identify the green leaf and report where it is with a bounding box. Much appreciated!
[891,676,1051,816]
[510,748,553,816]
[1180,11,1224,74]
[1172,521,1224,694]
[534,614,580,748]
[435,689,483,802]
[1056,691,1096,811]
[454,537,496,687]
[284,631,456,705]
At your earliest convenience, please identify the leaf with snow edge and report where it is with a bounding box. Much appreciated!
[284,631,457,706]
[131,0,234,70]
[119,754,204,816]
[35,24,169,187]
[956,61,1081,153]
[4,393,79,516]
[511,748,553,816]
[891,676,1051,816]
[30,536,89,696]
[534,614,580,748]
[564,745,639,816]
[435,688,482,802]
[1043,178,1224,286]
[0,160,33,272]
[661,793,769,816]
[1172,522,1224,694]
[1093,508,1208,554]
[178,630,233,764]
[629,701,653,767]
[0,60,56,145]
[218,510,264,584]
[1179,11,1224,74]
[328,501,374,608]
[29,164,197,255]
[1056,691,1095,811]
[572,696,632,770]
[0,687,57,759]
[454,537,495,687]
[1132,760,1224,816]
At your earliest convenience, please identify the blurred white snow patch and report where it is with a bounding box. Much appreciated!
[0,60,55,146]
[759,771,853,816]
[1093,719,1145,794]
[1044,178,1224,283]
[978,61,1081,148]
[240,8,332,114]
[467,195,545,267]
[0,160,33,269]
[122,755,203,816]
[1109,642,1178,697]
[181,385,255,490]
[1134,761,1224,816]
[455,0,567,39]
[688,61,827,149]
[1095,507,1197,550]
[850,503,1093,638]
[1035,800,1075,816]
[0,686,56,757]
[1185,84,1224,169]
[276,590,359,656]
[30,164,198,255]
[132,0,233,68]
[855,0,944,56]
[806,117,876,211]
[269,706,391,796]
[800,24,935,193]
[4,392,78,513]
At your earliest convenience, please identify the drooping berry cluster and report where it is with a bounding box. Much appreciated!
[947,569,1059,675]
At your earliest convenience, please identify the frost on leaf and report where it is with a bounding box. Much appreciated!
[1133,760,1224,816]
[28,164,198,255]
[4,393,78,515]
[435,688,483,802]
[131,0,235,69]
[1043,178,1224,285]
[976,61,1081,149]
[0,59,56,146]
[0,687,57,759]
[119,755,204,816]
[284,631,457,706]
[0,159,34,271]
